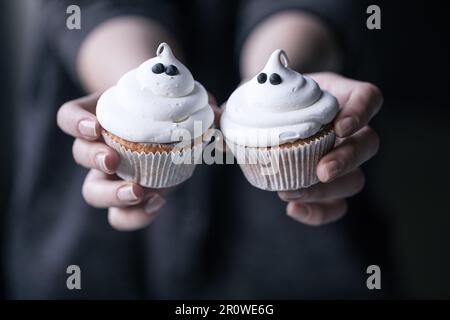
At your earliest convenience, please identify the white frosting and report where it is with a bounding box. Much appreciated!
[97,43,214,143]
[221,49,339,147]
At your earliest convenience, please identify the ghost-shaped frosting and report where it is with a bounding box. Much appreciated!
[97,43,214,143]
[221,49,339,147]
[136,43,195,97]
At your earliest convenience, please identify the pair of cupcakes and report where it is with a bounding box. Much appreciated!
[96,43,338,191]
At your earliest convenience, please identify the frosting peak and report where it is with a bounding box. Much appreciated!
[220,49,339,147]
[136,43,194,97]
[97,43,214,143]
[243,49,322,112]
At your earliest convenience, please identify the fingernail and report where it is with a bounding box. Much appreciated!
[336,117,357,136]
[117,185,139,202]
[323,160,341,182]
[282,190,306,201]
[95,153,114,174]
[144,194,166,215]
[79,119,97,138]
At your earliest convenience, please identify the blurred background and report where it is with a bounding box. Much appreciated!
[0,0,449,299]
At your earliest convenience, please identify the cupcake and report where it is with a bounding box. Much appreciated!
[96,43,214,188]
[220,49,339,191]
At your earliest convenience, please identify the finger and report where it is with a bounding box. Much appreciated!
[82,170,157,208]
[72,139,120,174]
[208,92,218,106]
[309,73,383,137]
[208,92,222,128]
[334,81,383,137]
[56,92,102,140]
[212,105,223,128]
[287,199,347,226]
[279,169,365,202]
[108,195,166,231]
[317,126,379,182]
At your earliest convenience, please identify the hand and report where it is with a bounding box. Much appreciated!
[57,93,167,231]
[278,72,383,226]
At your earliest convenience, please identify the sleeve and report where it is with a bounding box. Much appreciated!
[40,0,179,81]
[235,0,366,71]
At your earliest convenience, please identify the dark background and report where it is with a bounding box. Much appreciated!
[1,0,449,299]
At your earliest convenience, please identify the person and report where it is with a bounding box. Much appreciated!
[5,0,386,298]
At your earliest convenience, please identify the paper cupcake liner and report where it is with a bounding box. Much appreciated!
[226,130,336,191]
[103,132,204,188]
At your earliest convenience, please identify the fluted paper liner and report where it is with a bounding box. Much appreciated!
[103,132,203,188]
[227,130,336,191]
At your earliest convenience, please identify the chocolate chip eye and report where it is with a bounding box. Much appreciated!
[152,63,165,74]
[269,73,282,85]
[165,65,179,76]
[257,73,267,84]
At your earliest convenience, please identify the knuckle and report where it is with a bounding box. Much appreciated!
[307,206,326,226]
[108,208,150,231]
[361,82,383,106]
[352,171,366,194]
[107,209,122,228]
[56,107,64,128]
[72,140,82,165]
[360,82,378,97]
[343,144,357,169]
[318,71,333,79]
[57,101,75,119]
[61,101,76,110]
[308,213,326,226]
[81,179,92,205]
[56,102,74,129]
[371,129,380,153]
[309,201,348,226]
[339,200,349,216]
[108,209,127,231]
[365,126,380,155]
